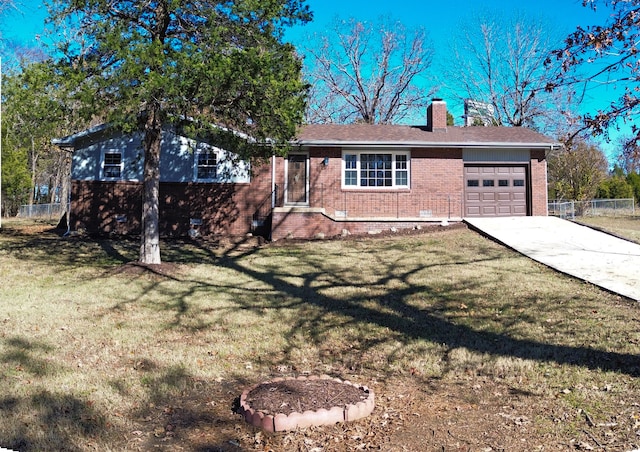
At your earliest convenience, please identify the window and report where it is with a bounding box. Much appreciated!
[396,154,408,186]
[361,154,392,186]
[514,179,525,187]
[342,151,410,189]
[467,179,479,187]
[344,154,357,186]
[103,151,122,179]
[498,179,509,187]
[196,150,218,180]
[483,179,495,187]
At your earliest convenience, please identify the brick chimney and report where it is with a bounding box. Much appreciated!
[427,98,447,132]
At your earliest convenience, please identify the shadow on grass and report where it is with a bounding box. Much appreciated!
[209,237,640,379]
[96,230,639,379]
[1,337,59,377]
[0,337,106,451]
[0,391,106,452]
[0,226,137,269]
[107,361,251,451]
[2,226,639,450]
[0,337,245,451]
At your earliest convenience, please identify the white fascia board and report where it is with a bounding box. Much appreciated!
[295,140,559,149]
[52,123,110,147]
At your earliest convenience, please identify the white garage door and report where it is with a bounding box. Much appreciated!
[464,166,527,217]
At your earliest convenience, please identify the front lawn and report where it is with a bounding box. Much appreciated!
[575,215,640,243]
[0,219,638,451]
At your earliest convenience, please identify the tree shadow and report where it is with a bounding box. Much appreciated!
[2,226,639,450]
[106,360,253,451]
[0,335,245,451]
[0,391,107,452]
[101,228,639,379]
[1,337,59,377]
[0,337,105,451]
[209,235,640,378]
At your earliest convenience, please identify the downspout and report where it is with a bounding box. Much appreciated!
[63,188,71,236]
[271,154,276,208]
[62,147,73,236]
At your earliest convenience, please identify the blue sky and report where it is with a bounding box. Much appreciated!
[1,0,627,159]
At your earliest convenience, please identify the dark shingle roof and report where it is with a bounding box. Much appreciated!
[295,124,558,148]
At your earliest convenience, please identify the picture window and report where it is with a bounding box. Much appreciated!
[342,151,410,189]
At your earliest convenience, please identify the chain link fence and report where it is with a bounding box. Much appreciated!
[548,199,636,220]
[18,203,68,219]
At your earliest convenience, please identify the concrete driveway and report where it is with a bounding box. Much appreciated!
[465,216,640,301]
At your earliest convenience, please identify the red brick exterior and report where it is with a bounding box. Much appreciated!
[71,146,549,240]
[427,100,448,131]
[70,161,273,237]
[271,210,455,240]
[270,147,549,240]
[530,149,548,216]
[271,148,465,240]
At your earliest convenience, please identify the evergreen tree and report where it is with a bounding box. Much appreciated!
[48,0,311,264]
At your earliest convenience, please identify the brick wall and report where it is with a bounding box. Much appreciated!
[271,148,464,240]
[271,209,453,240]
[73,145,549,240]
[530,149,548,216]
[427,100,448,131]
[304,148,464,218]
[271,145,550,240]
[70,160,273,237]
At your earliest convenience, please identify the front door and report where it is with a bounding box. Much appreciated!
[286,154,308,204]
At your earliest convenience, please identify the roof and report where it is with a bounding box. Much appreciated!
[54,121,560,151]
[52,121,254,149]
[295,124,559,149]
[52,123,110,148]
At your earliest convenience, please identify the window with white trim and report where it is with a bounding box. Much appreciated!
[102,151,123,179]
[342,151,410,188]
[195,149,218,181]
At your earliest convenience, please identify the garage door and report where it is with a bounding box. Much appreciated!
[464,166,527,217]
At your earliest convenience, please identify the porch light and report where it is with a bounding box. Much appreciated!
[322,157,329,166]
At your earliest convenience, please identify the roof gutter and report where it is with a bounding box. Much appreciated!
[52,123,111,148]
[294,140,560,150]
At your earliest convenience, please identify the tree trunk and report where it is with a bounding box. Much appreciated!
[139,106,162,264]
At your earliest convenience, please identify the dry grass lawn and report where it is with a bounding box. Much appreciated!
[0,218,639,451]
[575,215,640,244]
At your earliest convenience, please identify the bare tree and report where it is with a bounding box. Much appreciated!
[547,0,640,145]
[0,0,16,15]
[548,139,609,201]
[303,17,435,124]
[442,10,566,129]
[617,135,640,174]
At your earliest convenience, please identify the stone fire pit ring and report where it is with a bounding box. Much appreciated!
[239,375,375,432]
